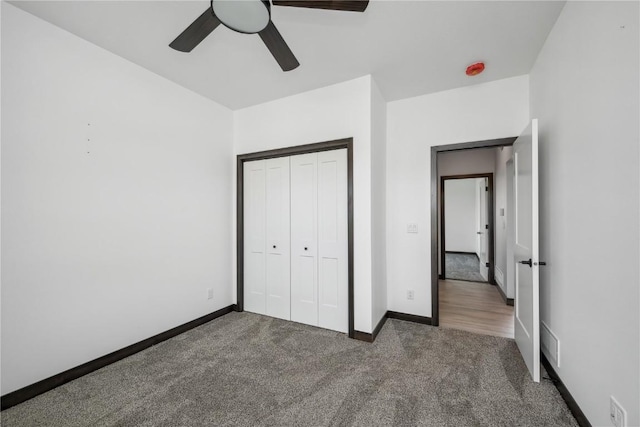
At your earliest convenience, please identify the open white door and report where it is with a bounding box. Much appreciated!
[506,159,516,300]
[513,119,540,382]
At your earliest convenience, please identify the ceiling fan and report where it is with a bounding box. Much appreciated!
[169,0,369,72]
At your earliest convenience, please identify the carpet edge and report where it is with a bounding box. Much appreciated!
[1,304,237,411]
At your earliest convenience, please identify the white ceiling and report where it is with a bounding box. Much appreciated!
[9,0,565,110]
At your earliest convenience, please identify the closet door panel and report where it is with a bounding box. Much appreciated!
[317,149,348,333]
[243,160,267,315]
[265,157,291,320]
[290,153,318,327]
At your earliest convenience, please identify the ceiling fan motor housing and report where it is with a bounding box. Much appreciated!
[211,0,271,34]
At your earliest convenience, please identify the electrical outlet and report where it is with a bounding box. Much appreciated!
[407,290,414,300]
[207,288,214,300]
[610,396,627,427]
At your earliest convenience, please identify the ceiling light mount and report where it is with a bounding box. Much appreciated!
[211,0,271,34]
[466,62,485,76]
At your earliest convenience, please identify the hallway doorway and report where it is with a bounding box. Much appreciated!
[430,138,516,328]
[441,174,493,283]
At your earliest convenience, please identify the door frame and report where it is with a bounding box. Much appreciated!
[236,138,355,338]
[440,173,495,284]
[430,137,515,326]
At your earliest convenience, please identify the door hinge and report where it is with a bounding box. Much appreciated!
[485,186,489,191]
[485,224,489,229]
[485,262,490,267]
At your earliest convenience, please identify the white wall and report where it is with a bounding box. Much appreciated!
[1,4,234,394]
[370,79,387,328]
[444,179,477,253]
[438,148,497,178]
[494,146,513,296]
[234,76,375,333]
[530,2,639,425]
[386,76,528,317]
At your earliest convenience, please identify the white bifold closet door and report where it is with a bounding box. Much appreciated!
[244,160,267,315]
[316,150,348,332]
[290,153,319,326]
[290,149,348,332]
[244,148,347,333]
[243,157,291,320]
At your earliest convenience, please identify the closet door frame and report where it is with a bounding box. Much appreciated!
[236,138,354,338]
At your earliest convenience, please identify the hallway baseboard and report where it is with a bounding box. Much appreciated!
[541,353,591,427]
[495,282,514,306]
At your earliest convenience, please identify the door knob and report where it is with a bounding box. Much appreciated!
[519,259,532,267]
[273,245,276,249]
[534,261,547,266]
[304,247,308,251]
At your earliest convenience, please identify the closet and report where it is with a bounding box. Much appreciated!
[243,149,348,333]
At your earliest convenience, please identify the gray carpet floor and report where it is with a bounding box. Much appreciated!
[2,312,577,427]
[445,253,486,282]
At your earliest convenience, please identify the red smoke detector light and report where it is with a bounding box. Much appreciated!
[466,62,485,76]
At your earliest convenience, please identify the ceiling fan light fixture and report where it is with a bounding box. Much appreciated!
[171,0,369,71]
[212,0,271,34]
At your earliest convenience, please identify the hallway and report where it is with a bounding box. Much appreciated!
[439,279,514,338]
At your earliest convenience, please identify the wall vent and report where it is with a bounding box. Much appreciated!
[541,321,560,367]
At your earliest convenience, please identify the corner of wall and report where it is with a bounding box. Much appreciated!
[1,3,235,394]
[370,76,388,328]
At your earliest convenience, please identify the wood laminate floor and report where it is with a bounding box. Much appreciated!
[439,279,514,339]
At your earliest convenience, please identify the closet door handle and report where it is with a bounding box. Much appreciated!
[304,247,308,251]
[272,245,276,249]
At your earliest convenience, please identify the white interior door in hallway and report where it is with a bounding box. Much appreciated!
[243,149,348,333]
[513,119,541,382]
[476,177,489,281]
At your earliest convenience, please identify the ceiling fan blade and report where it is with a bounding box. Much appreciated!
[272,0,368,12]
[169,8,221,52]
[258,21,300,72]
